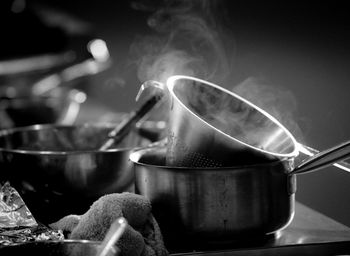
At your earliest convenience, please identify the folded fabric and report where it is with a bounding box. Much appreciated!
[50,192,168,256]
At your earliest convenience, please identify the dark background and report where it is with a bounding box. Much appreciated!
[4,1,350,226]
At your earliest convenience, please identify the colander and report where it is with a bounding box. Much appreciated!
[138,75,298,167]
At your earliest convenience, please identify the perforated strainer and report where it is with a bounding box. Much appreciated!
[139,75,299,167]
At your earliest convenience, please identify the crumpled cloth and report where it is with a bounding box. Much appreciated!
[50,192,168,256]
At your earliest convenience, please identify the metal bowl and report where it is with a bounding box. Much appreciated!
[0,240,118,256]
[0,88,86,129]
[0,124,143,224]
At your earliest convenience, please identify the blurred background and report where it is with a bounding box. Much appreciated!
[1,0,350,226]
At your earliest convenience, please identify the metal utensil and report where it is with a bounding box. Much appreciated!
[31,39,111,96]
[137,75,350,173]
[99,93,163,151]
[138,75,298,167]
[297,142,350,172]
[292,140,350,174]
[96,217,128,256]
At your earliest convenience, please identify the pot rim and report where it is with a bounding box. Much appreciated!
[1,239,118,253]
[166,75,299,159]
[130,146,293,171]
[0,124,138,154]
[5,239,102,246]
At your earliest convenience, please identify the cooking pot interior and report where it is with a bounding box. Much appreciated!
[131,145,292,170]
[170,77,297,157]
[0,124,140,224]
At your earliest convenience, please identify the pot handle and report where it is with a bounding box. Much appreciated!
[291,140,350,175]
[297,142,350,172]
[136,80,165,101]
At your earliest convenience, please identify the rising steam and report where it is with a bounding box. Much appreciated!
[130,0,233,84]
[233,77,304,142]
[129,0,304,166]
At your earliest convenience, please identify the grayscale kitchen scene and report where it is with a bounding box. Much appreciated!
[1,0,350,255]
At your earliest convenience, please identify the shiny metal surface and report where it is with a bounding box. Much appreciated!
[0,124,140,224]
[0,240,118,256]
[31,38,111,96]
[130,146,294,246]
[166,76,299,167]
[99,94,163,150]
[140,76,299,167]
[291,140,350,175]
[171,241,350,256]
[97,217,127,256]
[0,35,110,129]
[138,77,350,172]
[0,88,86,129]
[130,144,350,247]
[170,202,350,255]
[297,142,350,173]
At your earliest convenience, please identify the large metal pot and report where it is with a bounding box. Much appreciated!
[130,141,350,247]
[0,124,143,224]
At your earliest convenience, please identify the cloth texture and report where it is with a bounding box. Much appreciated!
[50,192,168,256]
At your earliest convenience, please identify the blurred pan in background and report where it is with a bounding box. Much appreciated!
[0,0,111,128]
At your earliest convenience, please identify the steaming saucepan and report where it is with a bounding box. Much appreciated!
[130,140,350,247]
[132,75,350,247]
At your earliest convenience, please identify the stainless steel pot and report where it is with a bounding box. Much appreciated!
[0,124,143,224]
[130,141,350,246]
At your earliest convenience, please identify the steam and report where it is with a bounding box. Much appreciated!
[130,0,232,84]
[177,78,297,154]
[232,77,304,142]
[129,0,303,165]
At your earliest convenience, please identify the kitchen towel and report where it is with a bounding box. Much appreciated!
[50,192,168,256]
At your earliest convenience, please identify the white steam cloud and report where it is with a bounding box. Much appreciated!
[129,0,304,160]
[130,0,232,84]
[233,77,304,141]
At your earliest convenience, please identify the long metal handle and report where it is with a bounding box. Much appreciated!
[32,39,111,96]
[297,142,350,173]
[96,217,128,256]
[99,94,163,150]
[135,80,165,101]
[291,141,350,175]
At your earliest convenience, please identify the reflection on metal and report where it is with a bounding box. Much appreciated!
[136,80,164,101]
[57,89,87,125]
[297,142,350,173]
[0,52,74,76]
[32,39,111,96]
[88,39,110,62]
[164,75,299,167]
